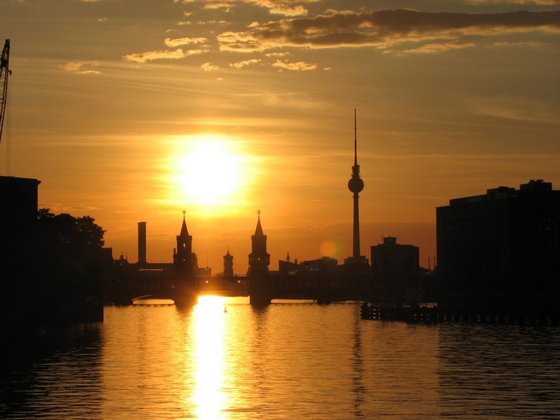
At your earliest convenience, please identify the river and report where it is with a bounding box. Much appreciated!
[2,297,560,418]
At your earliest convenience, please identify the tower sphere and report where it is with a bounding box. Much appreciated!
[348,176,364,193]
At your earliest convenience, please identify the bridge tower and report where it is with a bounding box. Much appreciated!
[173,212,198,304]
[223,249,234,278]
[174,211,196,276]
[248,211,270,276]
[248,211,271,305]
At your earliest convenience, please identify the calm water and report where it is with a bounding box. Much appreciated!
[2,297,560,418]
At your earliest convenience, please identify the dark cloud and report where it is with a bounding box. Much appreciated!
[218,9,560,52]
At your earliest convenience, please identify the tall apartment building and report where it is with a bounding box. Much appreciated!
[437,180,560,310]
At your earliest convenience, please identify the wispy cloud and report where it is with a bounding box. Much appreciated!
[201,62,219,71]
[245,0,315,17]
[254,91,325,108]
[61,60,101,75]
[203,1,235,12]
[490,40,547,47]
[195,0,316,16]
[265,51,290,57]
[272,59,317,71]
[230,58,261,69]
[463,95,560,124]
[218,31,268,52]
[164,36,207,47]
[401,41,475,55]
[123,48,207,63]
[218,9,560,53]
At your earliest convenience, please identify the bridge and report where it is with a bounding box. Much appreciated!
[123,269,374,305]
[198,277,249,297]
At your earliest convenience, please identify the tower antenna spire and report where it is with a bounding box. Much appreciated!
[354,108,357,166]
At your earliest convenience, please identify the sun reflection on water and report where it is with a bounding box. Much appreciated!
[191,295,227,418]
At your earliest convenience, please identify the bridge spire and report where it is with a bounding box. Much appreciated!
[174,211,195,276]
[248,210,270,276]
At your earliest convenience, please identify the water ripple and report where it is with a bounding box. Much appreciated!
[2,302,560,418]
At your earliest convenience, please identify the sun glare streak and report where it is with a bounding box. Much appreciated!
[162,134,258,217]
[191,295,227,418]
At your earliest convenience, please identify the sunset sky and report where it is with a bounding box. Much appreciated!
[2,0,559,274]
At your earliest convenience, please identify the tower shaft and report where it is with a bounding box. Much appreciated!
[353,192,360,258]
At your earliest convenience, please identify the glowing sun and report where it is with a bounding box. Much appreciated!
[166,134,256,215]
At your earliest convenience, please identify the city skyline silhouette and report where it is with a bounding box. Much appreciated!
[2,3,560,417]
[1,2,559,273]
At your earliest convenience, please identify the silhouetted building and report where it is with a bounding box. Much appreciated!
[300,257,338,276]
[371,237,419,277]
[173,212,197,278]
[437,180,560,310]
[279,252,298,276]
[345,110,369,269]
[278,256,338,277]
[102,247,114,261]
[197,266,211,276]
[0,175,40,236]
[248,211,270,276]
[116,254,129,267]
[371,237,421,302]
[223,249,234,278]
[138,221,147,265]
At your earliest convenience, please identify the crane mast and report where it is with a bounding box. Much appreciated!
[0,39,11,145]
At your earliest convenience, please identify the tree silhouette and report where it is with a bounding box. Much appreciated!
[2,209,111,328]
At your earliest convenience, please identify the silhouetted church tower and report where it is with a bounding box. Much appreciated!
[346,109,368,267]
[223,249,234,278]
[248,211,270,276]
[174,211,196,277]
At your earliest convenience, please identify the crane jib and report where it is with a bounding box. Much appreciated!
[1,39,11,145]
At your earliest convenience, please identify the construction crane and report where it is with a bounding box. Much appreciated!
[0,39,11,145]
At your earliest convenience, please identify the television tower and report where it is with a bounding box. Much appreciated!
[347,109,364,260]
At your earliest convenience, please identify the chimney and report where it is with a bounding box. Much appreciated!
[138,221,147,264]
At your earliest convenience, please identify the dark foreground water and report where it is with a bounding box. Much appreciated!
[2,297,560,418]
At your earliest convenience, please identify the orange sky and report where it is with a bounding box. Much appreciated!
[2,0,560,274]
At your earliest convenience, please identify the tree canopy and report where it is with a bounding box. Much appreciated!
[2,209,113,326]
